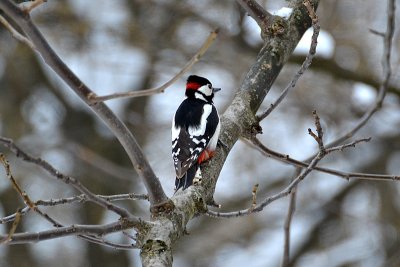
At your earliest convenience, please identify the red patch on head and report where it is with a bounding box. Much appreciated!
[186,82,201,90]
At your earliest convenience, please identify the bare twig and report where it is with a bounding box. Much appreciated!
[1,193,148,224]
[369,28,385,37]
[249,183,259,211]
[236,0,274,29]
[1,209,22,244]
[19,0,46,13]
[0,219,142,245]
[0,154,35,207]
[83,236,138,250]
[0,136,137,220]
[0,0,169,208]
[92,29,219,103]
[0,155,144,248]
[308,110,324,152]
[0,15,36,50]
[123,231,137,241]
[257,0,320,121]
[0,153,140,250]
[0,202,140,249]
[36,193,148,206]
[0,206,30,224]
[281,184,297,267]
[247,137,399,181]
[0,153,64,228]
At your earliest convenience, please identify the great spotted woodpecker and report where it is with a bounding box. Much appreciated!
[172,75,221,191]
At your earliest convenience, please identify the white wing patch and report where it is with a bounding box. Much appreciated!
[207,116,220,151]
[188,104,212,136]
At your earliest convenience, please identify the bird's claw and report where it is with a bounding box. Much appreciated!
[217,139,228,150]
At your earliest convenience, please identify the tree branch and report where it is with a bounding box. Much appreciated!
[18,0,46,13]
[1,193,148,224]
[281,181,297,267]
[246,137,400,181]
[0,220,142,245]
[208,138,325,218]
[236,0,274,30]
[257,0,320,121]
[0,0,169,208]
[0,162,141,249]
[0,136,138,219]
[0,14,36,50]
[1,208,21,243]
[91,29,219,103]
[207,111,371,218]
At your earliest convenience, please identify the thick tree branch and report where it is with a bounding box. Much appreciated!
[0,0,169,208]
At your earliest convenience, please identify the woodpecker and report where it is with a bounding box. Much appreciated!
[172,75,221,191]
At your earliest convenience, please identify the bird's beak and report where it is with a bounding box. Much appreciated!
[212,87,221,93]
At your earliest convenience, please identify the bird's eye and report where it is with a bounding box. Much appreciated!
[208,84,212,89]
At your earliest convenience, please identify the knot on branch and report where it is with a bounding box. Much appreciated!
[141,239,168,255]
[264,17,287,37]
[150,199,175,215]
[308,110,326,155]
[194,196,208,214]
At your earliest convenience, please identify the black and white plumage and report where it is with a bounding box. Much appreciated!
[172,75,221,191]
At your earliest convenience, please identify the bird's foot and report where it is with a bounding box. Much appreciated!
[217,139,228,150]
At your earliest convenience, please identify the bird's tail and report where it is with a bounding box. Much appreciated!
[175,163,200,192]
